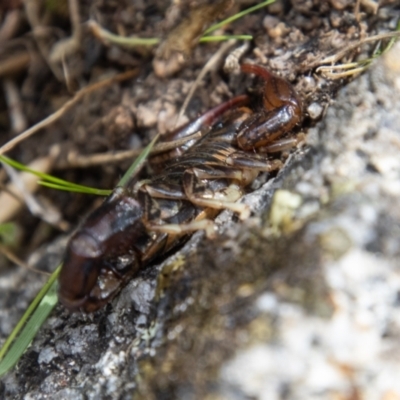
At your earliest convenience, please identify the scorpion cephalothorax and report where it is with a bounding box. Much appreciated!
[58,64,303,312]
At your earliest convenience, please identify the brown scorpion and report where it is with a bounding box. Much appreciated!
[58,64,303,312]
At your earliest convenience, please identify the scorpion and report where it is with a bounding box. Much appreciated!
[58,64,303,312]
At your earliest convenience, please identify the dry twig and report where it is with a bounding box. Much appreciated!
[0,243,50,276]
[56,132,202,169]
[312,31,400,69]
[175,40,237,128]
[3,78,27,134]
[0,69,139,156]
[0,51,31,78]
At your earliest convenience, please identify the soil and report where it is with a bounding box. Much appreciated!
[0,1,399,399]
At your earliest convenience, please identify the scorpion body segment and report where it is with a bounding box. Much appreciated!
[237,64,302,151]
[59,189,152,312]
[58,64,303,312]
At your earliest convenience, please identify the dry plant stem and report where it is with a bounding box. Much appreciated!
[354,0,361,19]
[69,0,81,37]
[0,154,69,230]
[23,0,63,81]
[0,243,49,276]
[62,58,73,93]
[313,31,400,67]
[0,69,139,156]
[49,0,82,64]
[317,64,367,79]
[176,40,237,128]
[3,78,27,134]
[0,51,31,78]
[361,0,379,14]
[0,183,24,203]
[320,68,366,79]
[56,132,202,169]
[0,156,54,224]
[88,20,159,47]
[0,9,22,43]
[153,0,233,77]
[224,42,250,74]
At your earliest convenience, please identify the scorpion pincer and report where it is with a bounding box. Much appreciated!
[58,64,302,312]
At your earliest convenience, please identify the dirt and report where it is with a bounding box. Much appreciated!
[0,1,399,399]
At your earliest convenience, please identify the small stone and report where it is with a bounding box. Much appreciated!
[307,102,324,120]
[38,347,58,364]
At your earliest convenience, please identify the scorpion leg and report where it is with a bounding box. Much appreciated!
[144,219,216,238]
[257,132,306,153]
[138,183,216,238]
[225,152,283,171]
[182,168,251,220]
[138,181,186,200]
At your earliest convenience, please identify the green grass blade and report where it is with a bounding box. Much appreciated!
[117,133,160,188]
[38,181,112,196]
[0,155,108,195]
[376,21,400,57]
[90,1,272,48]
[40,181,108,194]
[99,32,160,47]
[200,34,253,42]
[0,266,61,377]
[0,155,60,183]
[203,0,276,35]
[89,20,160,47]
